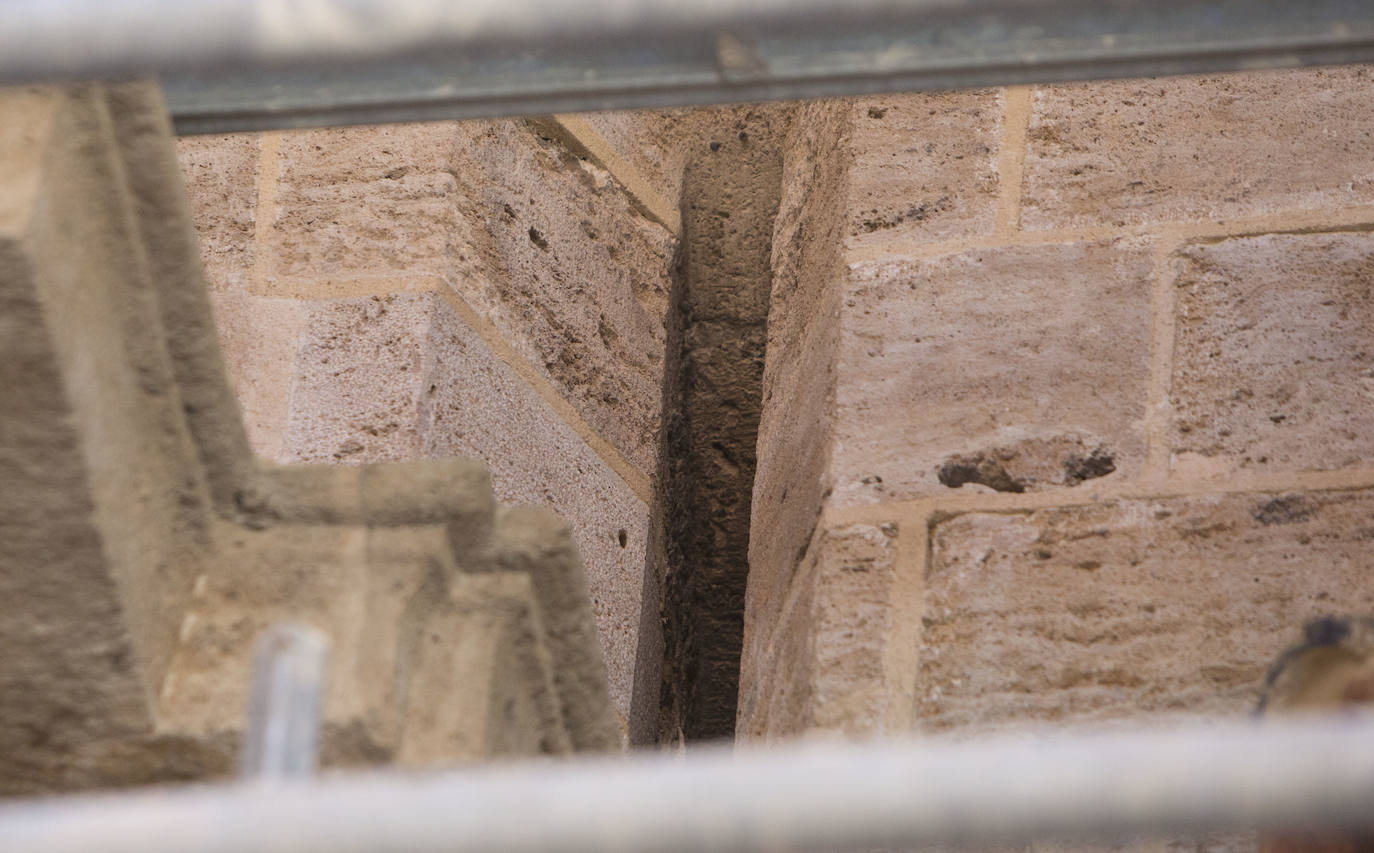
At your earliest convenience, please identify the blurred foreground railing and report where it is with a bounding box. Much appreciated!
[1,1,1373,132]
[1,713,1372,853]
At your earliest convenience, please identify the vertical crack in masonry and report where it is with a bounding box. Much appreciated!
[640,109,786,744]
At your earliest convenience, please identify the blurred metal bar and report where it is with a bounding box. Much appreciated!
[0,1,1372,132]
[238,623,329,782]
[3,714,1374,853]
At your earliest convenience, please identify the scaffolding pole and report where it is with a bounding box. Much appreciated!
[2,714,1373,853]
[1,1,1373,132]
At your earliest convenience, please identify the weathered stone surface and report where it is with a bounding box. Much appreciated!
[422,298,649,727]
[1,82,619,794]
[173,134,305,459]
[174,133,258,291]
[270,120,674,474]
[1,86,208,765]
[208,291,308,461]
[831,240,1153,506]
[281,293,431,465]
[1023,66,1374,230]
[277,290,648,723]
[846,91,1002,251]
[922,490,1374,734]
[271,123,472,280]
[738,523,901,741]
[398,571,571,763]
[745,100,850,717]
[652,107,785,743]
[545,108,699,225]
[1171,231,1374,477]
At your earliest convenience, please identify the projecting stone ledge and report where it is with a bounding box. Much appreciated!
[0,82,619,796]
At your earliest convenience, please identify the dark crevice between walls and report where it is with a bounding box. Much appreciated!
[630,107,788,746]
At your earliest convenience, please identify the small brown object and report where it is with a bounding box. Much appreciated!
[1257,616,1374,853]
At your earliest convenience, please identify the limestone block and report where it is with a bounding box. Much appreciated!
[1171,231,1374,477]
[738,523,903,741]
[422,298,648,727]
[174,134,304,458]
[0,85,208,762]
[832,240,1153,506]
[547,109,697,218]
[922,491,1374,735]
[207,290,308,460]
[0,82,619,794]
[282,293,432,464]
[276,290,649,723]
[269,120,674,475]
[271,123,471,280]
[746,101,850,694]
[174,133,258,292]
[398,571,571,763]
[1023,66,1374,230]
[845,90,1002,252]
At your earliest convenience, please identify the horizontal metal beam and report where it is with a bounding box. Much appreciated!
[3,714,1374,852]
[0,1,1373,133]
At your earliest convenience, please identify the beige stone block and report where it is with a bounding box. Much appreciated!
[922,491,1374,735]
[562,109,694,207]
[1,82,619,794]
[830,240,1153,506]
[175,133,258,291]
[445,120,673,474]
[398,571,571,763]
[271,123,474,280]
[281,293,430,464]
[160,524,436,761]
[269,120,672,475]
[278,291,648,721]
[1,86,209,766]
[1171,231,1374,477]
[846,90,1001,251]
[541,108,696,229]
[747,100,850,710]
[739,523,902,741]
[421,296,649,725]
[207,289,307,460]
[1023,66,1374,230]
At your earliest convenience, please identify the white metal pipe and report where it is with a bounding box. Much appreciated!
[238,624,329,782]
[2,714,1373,853]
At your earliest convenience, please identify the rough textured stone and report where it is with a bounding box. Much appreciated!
[846,90,1001,251]
[208,291,308,461]
[0,83,619,794]
[744,101,850,715]
[652,107,786,743]
[174,133,258,291]
[282,293,431,465]
[422,298,649,728]
[277,290,648,724]
[271,120,674,475]
[1172,231,1374,477]
[831,240,1153,506]
[550,108,700,218]
[738,523,901,741]
[1023,66,1374,230]
[922,491,1374,735]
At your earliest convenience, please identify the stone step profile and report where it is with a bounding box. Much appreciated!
[0,81,620,796]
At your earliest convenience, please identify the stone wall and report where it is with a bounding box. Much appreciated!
[178,62,1374,772]
[740,65,1374,746]
[177,117,678,738]
[1,83,619,796]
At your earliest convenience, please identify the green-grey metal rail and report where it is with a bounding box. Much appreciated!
[1,1,1373,133]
